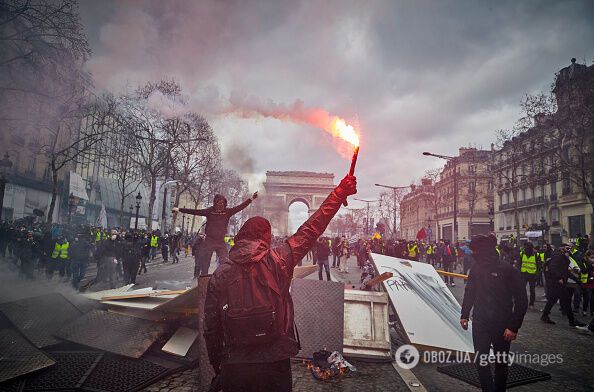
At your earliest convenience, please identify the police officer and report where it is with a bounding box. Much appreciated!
[461,234,528,392]
[121,233,140,284]
[70,230,91,290]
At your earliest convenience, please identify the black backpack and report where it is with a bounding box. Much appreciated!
[221,263,281,347]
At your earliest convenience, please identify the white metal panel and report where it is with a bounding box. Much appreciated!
[162,327,200,357]
[371,253,474,353]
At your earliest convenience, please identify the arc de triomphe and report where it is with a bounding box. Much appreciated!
[250,171,336,236]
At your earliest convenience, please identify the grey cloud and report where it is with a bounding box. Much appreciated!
[79,0,594,203]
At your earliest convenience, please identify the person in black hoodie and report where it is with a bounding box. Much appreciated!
[174,192,257,276]
[460,234,528,392]
[540,243,586,327]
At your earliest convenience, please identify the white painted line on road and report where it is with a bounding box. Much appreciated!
[391,361,428,392]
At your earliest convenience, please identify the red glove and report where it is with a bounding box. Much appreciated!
[335,175,357,199]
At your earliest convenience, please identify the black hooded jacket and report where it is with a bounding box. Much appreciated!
[179,194,252,242]
[203,187,349,368]
[461,249,528,332]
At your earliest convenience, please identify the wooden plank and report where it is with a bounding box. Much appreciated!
[161,327,200,357]
[82,284,136,301]
[101,289,187,301]
[364,272,394,288]
[293,264,318,279]
[101,297,171,310]
[435,270,468,279]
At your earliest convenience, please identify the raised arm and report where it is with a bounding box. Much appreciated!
[178,207,210,217]
[227,192,258,216]
[285,176,357,267]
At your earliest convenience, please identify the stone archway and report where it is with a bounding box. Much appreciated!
[250,171,336,236]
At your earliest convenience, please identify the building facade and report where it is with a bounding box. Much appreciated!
[434,148,494,242]
[493,60,594,247]
[400,178,437,241]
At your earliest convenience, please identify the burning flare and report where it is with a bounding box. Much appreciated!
[330,118,360,147]
[225,94,360,156]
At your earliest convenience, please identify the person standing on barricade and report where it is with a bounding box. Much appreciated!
[173,192,257,276]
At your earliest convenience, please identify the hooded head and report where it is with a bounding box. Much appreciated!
[229,216,272,265]
[213,194,227,212]
[524,241,534,256]
[470,234,499,262]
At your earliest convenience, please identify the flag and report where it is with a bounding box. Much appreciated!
[96,205,108,229]
[416,227,427,240]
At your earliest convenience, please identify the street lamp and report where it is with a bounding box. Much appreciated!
[68,192,75,224]
[375,183,411,239]
[181,209,185,236]
[488,205,495,232]
[161,180,178,231]
[135,192,142,230]
[353,198,379,236]
[423,151,458,242]
[540,217,549,245]
[0,153,13,222]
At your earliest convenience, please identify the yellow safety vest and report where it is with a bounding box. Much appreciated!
[150,236,159,247]
[95,231,103,242]
[426,246,433,255]
[408,244,417,258]
[496,246,501,256]
[51,242,69,260]
[520,253,537,274]
[60,241,69,259]
[51,243,61,259]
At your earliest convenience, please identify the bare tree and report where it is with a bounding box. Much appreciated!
[117,80,184,230]
[0,0,89,67]
[424,168,443,239]
[42,93,114,223]
[167,113,218,229]
[105,120,141,228]
[377,188,407,239]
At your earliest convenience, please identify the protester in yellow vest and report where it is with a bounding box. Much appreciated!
[47,236,69,280]
[519,242,539,308]
[150,233,159,260]
[407,241,418,261]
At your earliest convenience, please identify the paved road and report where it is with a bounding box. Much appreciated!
[1,251,592,391]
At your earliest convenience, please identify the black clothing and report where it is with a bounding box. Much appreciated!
[461,250,528,333]
[521,272,537,307]
[472,321,511,392]
[547,251,570,282]
[462,249,527,392]
[204,186,348,369]
[179,195,252,241]
[220,359,291,392]
[542,280,575,324]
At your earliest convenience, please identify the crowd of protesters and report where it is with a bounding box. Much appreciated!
[0,216,197,290]
[312,232,594,331]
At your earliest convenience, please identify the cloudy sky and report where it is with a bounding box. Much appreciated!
[79,0,594,227]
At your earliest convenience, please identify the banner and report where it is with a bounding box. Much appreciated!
[96,205,108,229]
[69,171,89,200]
